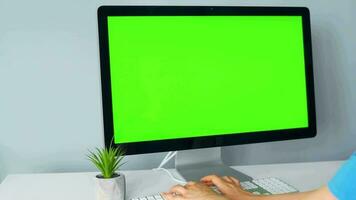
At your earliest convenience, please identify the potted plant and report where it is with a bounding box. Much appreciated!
[87,146,126,200]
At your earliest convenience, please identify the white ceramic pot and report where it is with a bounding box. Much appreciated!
[94,173,126,200]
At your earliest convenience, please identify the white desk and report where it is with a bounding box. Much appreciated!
[0,161,343,200]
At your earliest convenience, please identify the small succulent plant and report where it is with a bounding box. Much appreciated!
[87,146,125,178]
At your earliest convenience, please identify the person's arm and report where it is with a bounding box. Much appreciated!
[327,152,356,200]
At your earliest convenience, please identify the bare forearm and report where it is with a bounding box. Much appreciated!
[241,186,336,200]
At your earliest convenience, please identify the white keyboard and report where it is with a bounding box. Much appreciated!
[241,177,298,195]
[130,177,298,200]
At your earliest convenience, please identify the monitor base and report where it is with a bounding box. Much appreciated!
[175,147,252,182]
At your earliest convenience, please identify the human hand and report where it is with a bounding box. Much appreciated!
[162,181,228,200]
[201,175,252,200]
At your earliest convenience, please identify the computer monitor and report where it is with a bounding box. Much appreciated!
[97,6,316,181]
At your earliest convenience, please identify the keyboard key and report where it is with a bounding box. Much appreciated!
[154,195,163,200]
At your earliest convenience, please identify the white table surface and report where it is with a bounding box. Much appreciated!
[0,161,343,200]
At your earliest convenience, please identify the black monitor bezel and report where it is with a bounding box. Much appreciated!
[98,6,316,155]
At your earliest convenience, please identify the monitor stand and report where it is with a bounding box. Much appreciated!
[175,147,252,182]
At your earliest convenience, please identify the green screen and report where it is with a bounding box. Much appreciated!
[107,16,309,144]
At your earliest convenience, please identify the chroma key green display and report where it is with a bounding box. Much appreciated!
[106,16,309,144]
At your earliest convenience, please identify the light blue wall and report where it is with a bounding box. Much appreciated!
[0,0,355,183]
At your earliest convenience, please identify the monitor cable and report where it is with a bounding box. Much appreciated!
[152,151,187,184]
